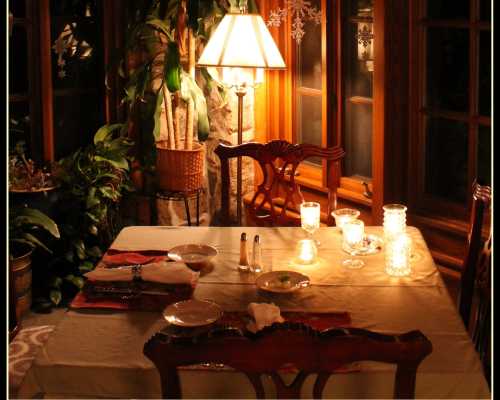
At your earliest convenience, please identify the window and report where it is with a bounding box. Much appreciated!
[410,0,491,219]
[291,0,375,203]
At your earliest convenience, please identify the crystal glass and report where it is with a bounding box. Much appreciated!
[383,204,407,239]
[385,234,411,276]
[300,202,321,244]
[332,208,360,232]
[342,219,365,269]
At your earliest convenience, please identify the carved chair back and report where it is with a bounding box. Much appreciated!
[214,140,345,226]
[458,182,491,328]
[144,324,433,399]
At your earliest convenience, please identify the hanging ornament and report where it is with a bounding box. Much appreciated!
[267,0,322,44]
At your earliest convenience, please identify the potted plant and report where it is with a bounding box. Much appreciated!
[9,205,60,318]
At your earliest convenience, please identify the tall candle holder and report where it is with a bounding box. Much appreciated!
[383,204,407,239]
[342,219,365,269]
[385,234,411,276]
[300,202,321,246]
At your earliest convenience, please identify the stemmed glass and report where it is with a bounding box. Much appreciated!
[300,202,321,246]
[342,219,365,269]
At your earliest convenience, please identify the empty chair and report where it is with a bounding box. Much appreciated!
[144,323,433,399]
[214,140,345,226]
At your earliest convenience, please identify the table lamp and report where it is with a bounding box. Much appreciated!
[197,1,286,225]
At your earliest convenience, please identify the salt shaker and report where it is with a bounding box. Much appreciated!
[251,235,263,273]
[239,232,249,271]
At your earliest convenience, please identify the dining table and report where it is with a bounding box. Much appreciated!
[18,226,490,399]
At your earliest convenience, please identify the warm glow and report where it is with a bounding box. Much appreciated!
[385,234,411,277]
[221,66,264,87]
[300,202,320,235]
[383,204,407,239]
[343,219,364,247]
[332,208,360,232]
[197,14,286,69]
[296,239,317,265]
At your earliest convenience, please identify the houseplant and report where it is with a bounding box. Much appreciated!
[32,123,135,310]
[9,205,60,318]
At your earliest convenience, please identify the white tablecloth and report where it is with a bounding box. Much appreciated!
[18,227,490,399]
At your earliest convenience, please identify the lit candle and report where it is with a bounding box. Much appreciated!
[385,234,411,276]
[383,204,407,239]
[343,219,364,248]
[300,202,320,236]
[332,208,360,231]
[296,239,318,265]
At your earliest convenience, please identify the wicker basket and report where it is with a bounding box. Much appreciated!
[156,141,204,192]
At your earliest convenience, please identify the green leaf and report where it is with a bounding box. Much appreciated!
[15,208,60,238]
[180,71,210,140]
[86,246,103,259]
[145,18,173,40]
[79,261,94,273]
[67,275,85,289]
[21,233,51,254]
[72,239,86,260]
[93,124,124,145]
[86,187,100,209]
[50,289,62,306]
[94,155,130,171]
[99,186,117,200]
[49,276,63,289]
[165,42,181,92]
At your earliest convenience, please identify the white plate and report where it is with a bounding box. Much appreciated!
[163,299,223,327]
[168,244,218,264]
[255,271,310,293]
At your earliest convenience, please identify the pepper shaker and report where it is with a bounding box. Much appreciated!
[251,235,263,273]
[239,232,249,271]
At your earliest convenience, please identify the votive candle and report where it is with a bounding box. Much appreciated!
[296,239,318,265]
[385,234,411,276]
[300,202,321,234]
[343,219,364,247]
[383,204,407,239]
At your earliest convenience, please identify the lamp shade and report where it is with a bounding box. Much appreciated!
[197,13,286,69]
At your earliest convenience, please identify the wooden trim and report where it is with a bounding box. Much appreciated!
[348,96,373,105]
[296,87,322,96]
[39,0,54,162]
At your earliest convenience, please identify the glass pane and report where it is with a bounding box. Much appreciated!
[297,0,321,90]
[426,28,469,112]
[9,0,26,18]
[425,118,468,203]
[9,25,28,94]
[53,93,103,159]
[477,125,491,185]
[479,31,491,116]
[297,94,322,166]
[9,101,31,153]
[480,0,491,21]
[347,0,374,17]
[51,19,99,89]
[344,103,372,178]
[426,0,469,19]
[344,21,373,98]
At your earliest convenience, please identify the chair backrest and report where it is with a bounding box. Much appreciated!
[144,323,433,399]
[458,182,491,329]
[214,140,345,226]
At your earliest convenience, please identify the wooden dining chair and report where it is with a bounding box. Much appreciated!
[457,182,491,329]
[144,323,433,399]
[214,140,345,226]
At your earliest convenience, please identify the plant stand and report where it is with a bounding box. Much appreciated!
[155,188,203,226]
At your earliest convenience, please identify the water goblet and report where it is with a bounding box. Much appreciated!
[342,219,365,269]
[300,202,321,246]
[332,208,360,232]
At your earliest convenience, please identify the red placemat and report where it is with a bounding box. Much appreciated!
[101,250,168,267]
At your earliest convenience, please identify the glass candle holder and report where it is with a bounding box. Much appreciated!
[332,208,360,232]
[300,202,320,242]
[383,204,407,239]
[342,219,365,269]
[296,239,318,265]
[385,234,411,276]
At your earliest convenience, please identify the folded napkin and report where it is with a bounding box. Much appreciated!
[102,251,167,266]
[84,261,199,286]
[247,302,285,333]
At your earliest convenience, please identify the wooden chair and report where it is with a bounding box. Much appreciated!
[458,183,491,329]
[144,323,433,399]
[456,183,491,385]
[214,140,345,226]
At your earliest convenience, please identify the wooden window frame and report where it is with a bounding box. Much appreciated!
[408,0,491,221]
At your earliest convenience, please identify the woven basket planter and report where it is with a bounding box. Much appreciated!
[156,141,204,192]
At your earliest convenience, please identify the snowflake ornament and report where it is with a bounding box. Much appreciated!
[267,0,322,44]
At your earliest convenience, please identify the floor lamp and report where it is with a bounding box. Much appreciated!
[197,3,286,225]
